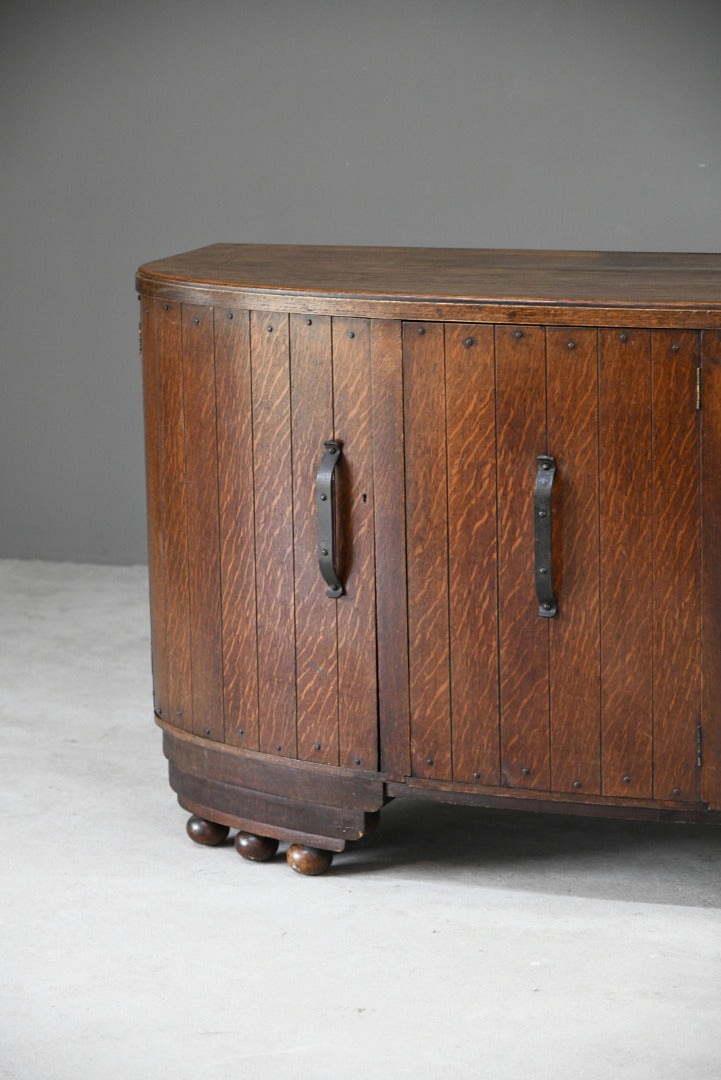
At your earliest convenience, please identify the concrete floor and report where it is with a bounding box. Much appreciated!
[2,557,721,1080]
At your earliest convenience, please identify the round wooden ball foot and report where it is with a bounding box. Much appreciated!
[186,814,230,846]
[286,843,334,876]
[234,831,279,862]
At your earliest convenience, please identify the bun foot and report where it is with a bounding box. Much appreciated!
[234,831,279,862]
[286,843,334,876]
[186,814,229,846]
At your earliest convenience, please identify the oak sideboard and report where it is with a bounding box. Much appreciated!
[137,245,721,874]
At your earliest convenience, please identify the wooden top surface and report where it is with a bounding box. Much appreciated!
[136,245,721,325]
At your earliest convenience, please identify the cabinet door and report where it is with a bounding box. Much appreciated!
[399,321,703,805]
[218,310,378,770]
[147,301,379,771]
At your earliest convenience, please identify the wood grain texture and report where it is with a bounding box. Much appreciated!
[495,325,550,790]
[445,323,500,785]
[370,319,411,779]
[290,314,339,765]
[250,311,297,759]
[162,728,385,810]
[599,329,653,797]
[138,246,721,328]
[701,330,721,809]
[214,307,258,748]
[332,317,378,770]
[140,299,167,721]
[181,305,224,741]
[546,328,601,794]
[651,330,702,802]
[139,248,721,842]
[403,322,452,780]
[157,301,192,732]
[170,765,370,843]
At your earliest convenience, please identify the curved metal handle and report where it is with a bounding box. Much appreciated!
[317,440,343,598]
[534,455,557,618]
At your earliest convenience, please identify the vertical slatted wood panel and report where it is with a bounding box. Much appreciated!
[371,320,411,779]
[250,311,297,758]
[546,327,601,794]
[214,308,258,748]
[599,328,653,797]
[701,330,721,808]
[403,322,452,780]
[332,317,378,770]
[651,330,702,802]
[445,323,500,785]
[157,301,192,732]
[495,325,550,790]
[290,314,339,766]
[140,298,167,721]
[181,305,224,741]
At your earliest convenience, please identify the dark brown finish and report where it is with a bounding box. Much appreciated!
[250,311,297,759]
[170,764,376,845]
[495,325,550,790]
[138,245,721,873]
[181,305,225,743]
[702,330,721,807]
[651,330,702,803]
[546,327,601,794]
[599,328,654,797]
[286,844,334,876]
[403,321,452,781]
[157,301,192,733]
[137,245,721,328]
[445,323,499,786]
[186,815,230,846]
[162,728,385,811]
[140,300,167,722]
[370,319,410,780]
[290,314,339,766]
[332,317,379,771]
[385,778,718,823]
[234,832,279,862]
[214,307,258,749]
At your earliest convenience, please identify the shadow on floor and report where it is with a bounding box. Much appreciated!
[335,798,721,907]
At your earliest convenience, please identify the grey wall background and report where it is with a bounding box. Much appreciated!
[2,0,720,565]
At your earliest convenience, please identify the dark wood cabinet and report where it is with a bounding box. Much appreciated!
[137,245,721,873]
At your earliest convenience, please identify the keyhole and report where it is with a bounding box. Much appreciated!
[362,493,367,504]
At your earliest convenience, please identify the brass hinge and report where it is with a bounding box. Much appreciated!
[696,721,703,768]
[696,362,702,410]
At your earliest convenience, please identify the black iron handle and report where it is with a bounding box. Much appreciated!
[534,455,557,618]
[317,440,343,598]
